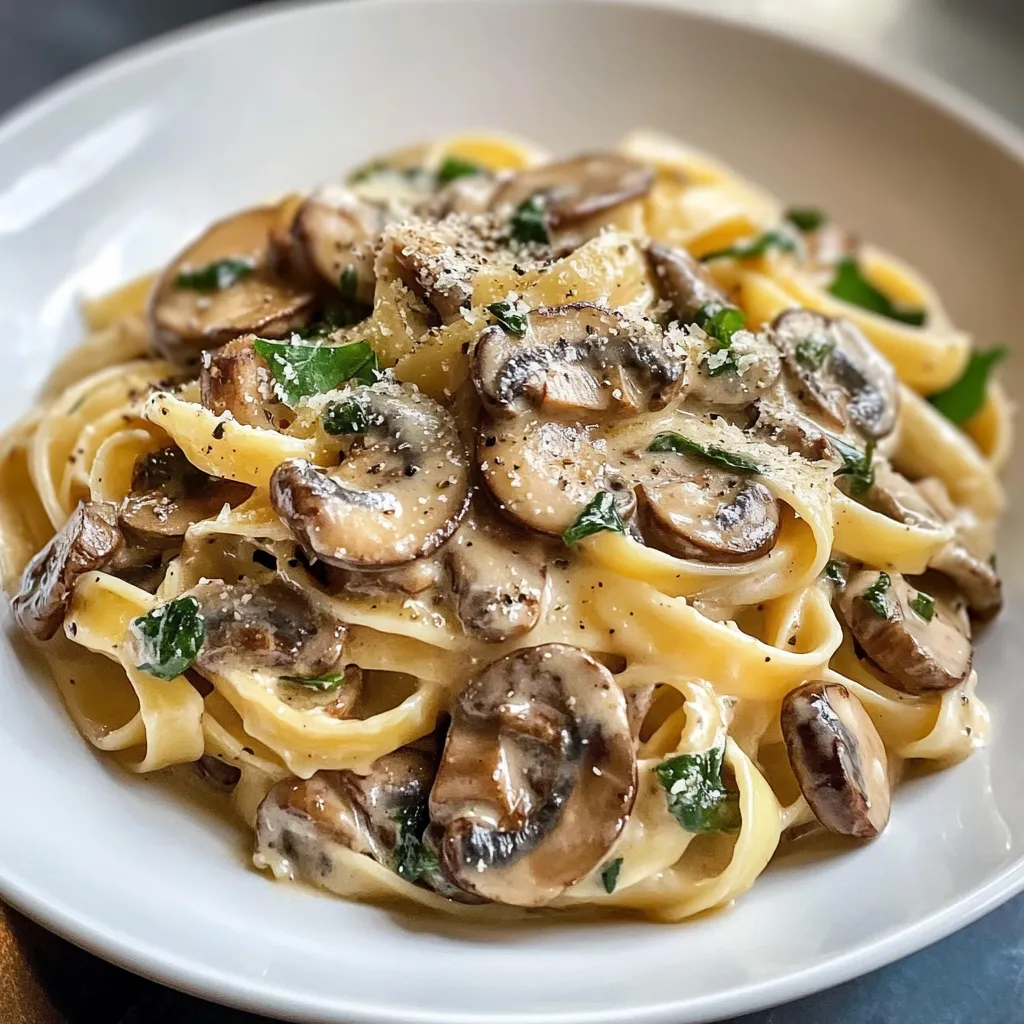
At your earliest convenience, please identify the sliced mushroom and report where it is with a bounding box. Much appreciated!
[337,558,447,598]
[479,418,635,536]
[474,303,685,419]
[199,334,289,428]
[429,643,637,906]
[634,454,781,563]
[446,514,548,643]
[12,501,124,640]
[781,681,890,838]
[271,383,471,569]
[771,309,898,440]
[195,754,242,792]
[647,242,727,325]
[149,205,316,364]
[119,447,253,545]
[836,569,973,694]
[748,398,833,462]
[254,748,438,881]
[491,154,653,238]
[417,173,499,220]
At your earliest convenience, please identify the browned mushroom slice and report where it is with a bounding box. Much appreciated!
[429,643,637,906]
[836,570,973,695]
[647,242,727,325]
[149,206,316,364]
[473,303,685,419]
[271,383,471,569]
[748,398,833,462]
[12,501,124,640]
[417,173,499,220]
[491,154,653,234]
[119,447,253,545]
[338,558,446,599]
[479,418,635,536]
[781,681,890,838]
[771,308,898,440]
[199,334,289,428]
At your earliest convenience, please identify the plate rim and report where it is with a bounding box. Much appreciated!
[2,1,1024,1021]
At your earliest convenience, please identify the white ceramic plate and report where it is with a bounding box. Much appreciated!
[2,2,1024,1021]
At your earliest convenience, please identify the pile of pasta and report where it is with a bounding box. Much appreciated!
[0,130,1009,922]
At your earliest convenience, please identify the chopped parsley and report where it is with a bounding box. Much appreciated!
[832,437,875,497]
[563,492,626,547]
[509,195,549,244]
[131,597,205,681]
[437,155,485,184]
[647,432,761,474]
[392,797,438,882]
[828,256,926,326]
[655,745,740,833]
[909,591,936,622]
[824,559,847,585]
[174,257,254,292]
[785,207,826,232]
[699,229,798,263]
[794,331,835,372]
[862,573,893,618]
[279,671,348,691]
[601,858,623,894]
[338,265,359,301]
[487,300,529,337]
[322,394,385,436]
[252,338,377,407]
[704,349,739,378]
[928,346,1008,424]
[694,302,746,349]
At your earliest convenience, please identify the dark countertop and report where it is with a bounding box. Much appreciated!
[1,2,1022,1022]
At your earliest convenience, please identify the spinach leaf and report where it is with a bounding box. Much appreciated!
[437,155,485,184]
[828,256,926,326]
[655,745,740,833]
[704,349,738,378]
[832,437,875,497]
[795,332,835,371]
[647,432,762,474]
[338,265,359,301]
[909,591,936,622]
[487,300,529,337]
[601,858,623,894]
[694,302,746,348]
[862,573,893,618]
[699,230,797,263]
[252,339,377,406]
[322,394,385,436]
[131,597,205,681]
[279,671,348,691]
[392,797,438,883]
[509,195,549,244]
[785,207,826,232]
[824,559,847,585]
[174,257,254,292]
[928,347,1008,424]
[562,492,626,547]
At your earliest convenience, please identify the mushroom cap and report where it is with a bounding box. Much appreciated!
[429,643,637,907]
[12,501,124,640]
[781,680,890,838]
[149,205,316,364]
[837,569,973,694]
[473,303,685,419]
[771,308,898,440]
[647,242,727,325]
[199,334,290,428]
[271,383,471,569]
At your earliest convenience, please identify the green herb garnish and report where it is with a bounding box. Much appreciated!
[647,432,761,474]
[322,395,385,436]
[928,347,1008,424]
[786,207,826,232]
[862,572,893,618]
[909,591,936,622]
[487,300,529,337]
[695,302,746,348]
[437,155,485,184]
[279,671,347,691]
[828,256,926,326]
[699,230,798,263]
[824,559,846,585]
[509,195,549,244]
[601,858,623,894]
[174,257,254,292]
[338,265,359,301]
[704,349,738,378]
[563,492,626,547]
[832,437,875,497]
[131,597,205,681]
[392,797,438,882]
[795,332,835,372]
[655,745,740,833]
[252,339,377,406]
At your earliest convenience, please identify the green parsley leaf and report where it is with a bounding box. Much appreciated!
[279,671,347,691]
[487,300,529,337]
[828,256,926,326]
[252,339,377,407]
[647,432,762,474]
[695,302,746,348]
[928,347,1008,424]
[909,591,936,622]
[699,230,798,263]
[174,257,254,292]
[795,332,835,372]
[392,797,438,883]
[832,437,875,497]
[437,155,485,184]
[338,265,359,301]
[655,745,741,833]
[563,492,626,547]
[322,394,386,436]
[785,207,826,232]
[704,349,738,378]
[131,597,205,681]
[862,572,893,618]
[509,195,549,244]
[824,559,846,585]
[601,857,623,894]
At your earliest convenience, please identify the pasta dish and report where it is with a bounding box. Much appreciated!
[0,130,1009,920]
